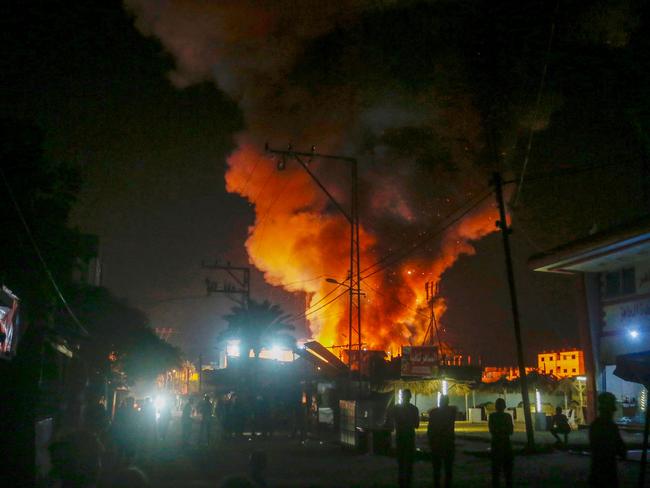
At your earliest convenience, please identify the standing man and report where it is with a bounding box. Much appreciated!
[181,397,194,446]
[199,394,213,445]
[390,389,420,488]
[427,394,456,488]
[589,392,626,487]
[488,398,514,488]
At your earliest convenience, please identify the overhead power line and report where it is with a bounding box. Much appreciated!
[361,189,494,280]
[1,167,88,336]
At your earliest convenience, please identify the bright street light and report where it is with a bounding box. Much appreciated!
[628,329,640,340]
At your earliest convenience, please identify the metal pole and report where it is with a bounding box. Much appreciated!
[492,172,535,450]
[353,160,362,375]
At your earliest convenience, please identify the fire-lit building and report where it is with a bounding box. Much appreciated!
[537,349,585,378]
[531,217,650,421]
[482,366,537,383]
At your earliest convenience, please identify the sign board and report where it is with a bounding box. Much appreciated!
[0,286,20,359]
[602,296,650,364]
[401,345,440,377]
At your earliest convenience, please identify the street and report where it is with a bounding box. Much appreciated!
[125,417,644,487]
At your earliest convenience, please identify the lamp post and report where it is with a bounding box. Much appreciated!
[266,144,362,373]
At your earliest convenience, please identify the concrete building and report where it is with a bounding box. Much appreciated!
[530,218,650,421]
[538,349,585,378]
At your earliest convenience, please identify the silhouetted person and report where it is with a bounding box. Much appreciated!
[199,394,213,445]
[589,392,626,487]
[181,398,193,446]
[390,389,420,488]
[249,450,267,487]
[550,406,571,447]
[489,398,513,488]
[158,399,172,441]
[113,397,138,460]
[49,430,102,488]
[427,394,456,488]
[140,397,157,450]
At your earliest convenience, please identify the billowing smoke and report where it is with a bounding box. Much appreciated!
[125,0,506,352]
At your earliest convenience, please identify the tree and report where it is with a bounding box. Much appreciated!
[0,120,94,326]
[72,286,181,384]
[219,299,295,359]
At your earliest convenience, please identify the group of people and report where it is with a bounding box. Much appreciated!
[390,389,628,488]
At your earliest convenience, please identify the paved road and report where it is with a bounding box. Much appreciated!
[122,418,644,487]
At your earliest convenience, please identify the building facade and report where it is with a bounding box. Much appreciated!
[537,349,585,378]
[530,219,650,421]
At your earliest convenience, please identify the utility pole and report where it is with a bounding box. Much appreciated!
[265,143,362,374]
[198,353,203,393]
[202,260,250,309]
[491,171,536,450]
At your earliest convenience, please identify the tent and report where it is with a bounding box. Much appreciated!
[613,351,650,488]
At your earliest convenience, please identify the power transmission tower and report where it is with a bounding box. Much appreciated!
[422,282,442,353]
[202,260,250,309]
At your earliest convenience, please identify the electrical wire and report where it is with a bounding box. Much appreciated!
[1,167,89,336]
[361,189,494,280]
[513,0,560,206]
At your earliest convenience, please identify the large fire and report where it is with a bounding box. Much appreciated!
[125,0,507,354]
[225,142,499,353]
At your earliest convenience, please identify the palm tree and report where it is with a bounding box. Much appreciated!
[219,299,295,359]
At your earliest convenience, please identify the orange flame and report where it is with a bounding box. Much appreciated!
[226,142,499,353]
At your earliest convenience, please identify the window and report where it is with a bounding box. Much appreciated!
[604,267,636,298]
[622,267,636,294]
[563,369,568,373]
[572,368,576,373]
[541,357,545,362]
[572,355,576,360]
[556,367,561,372]
[605,271,621,297]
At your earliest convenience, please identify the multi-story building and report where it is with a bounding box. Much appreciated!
[538,349,585,378]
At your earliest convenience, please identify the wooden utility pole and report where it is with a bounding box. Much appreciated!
[491,171,536,450]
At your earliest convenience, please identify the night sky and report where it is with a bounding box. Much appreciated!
[3,1,648,364]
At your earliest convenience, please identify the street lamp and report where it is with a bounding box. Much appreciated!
[267,143,363,374]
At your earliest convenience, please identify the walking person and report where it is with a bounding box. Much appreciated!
[389,389,420,488]
[427,394,456,488]
[550,406,571,448]
[181,397,194,446]
[589,392,626,487]
[488,398,514,488]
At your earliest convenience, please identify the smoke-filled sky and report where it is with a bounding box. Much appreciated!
[3,0,649,363]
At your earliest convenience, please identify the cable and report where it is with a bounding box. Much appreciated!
[362,281,429,320]
[1,167,88,336]
[504,160,623,187]
[514,0,560,205]
[278,275,325,287]
[292,282,345,320]
[361,189,494,280]
[289,286,348,325]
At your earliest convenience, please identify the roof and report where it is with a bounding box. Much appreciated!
[529,216,650,274]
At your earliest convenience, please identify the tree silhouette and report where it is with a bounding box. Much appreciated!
[219,299,295,359]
